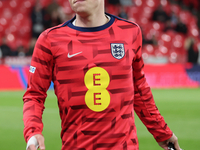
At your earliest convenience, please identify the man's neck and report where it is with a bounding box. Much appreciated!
[75,13,109,27]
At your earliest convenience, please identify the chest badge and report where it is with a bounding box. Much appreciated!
[111,43,125,59]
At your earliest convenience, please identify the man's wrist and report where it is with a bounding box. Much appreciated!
[26,136,39,150]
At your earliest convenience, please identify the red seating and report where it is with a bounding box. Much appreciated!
[0,0,199,64]
[183,0,199,10]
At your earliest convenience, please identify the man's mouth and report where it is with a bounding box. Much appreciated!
[74,0,85,4]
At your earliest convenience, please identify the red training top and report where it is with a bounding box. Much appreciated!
[23,13,173,150]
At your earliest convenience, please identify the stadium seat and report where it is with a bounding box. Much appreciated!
[171,34,187,63]
[179,10,193,25]
[170,4,181,15]
[143,44,155,55]
[142,44,156,62]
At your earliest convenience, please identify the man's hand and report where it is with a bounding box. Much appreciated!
[27,134,45,150]
[158,133,181,150]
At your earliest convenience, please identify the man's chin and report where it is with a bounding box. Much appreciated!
[76,9,90,17]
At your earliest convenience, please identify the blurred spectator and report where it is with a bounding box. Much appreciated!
[142,32,158,46]
[57,7,69,23]
[163,20,174,32]
[170,11,178,26]
[49,9,62,27]
[118,6,128,19]
[152,5,170,23]
[45,0,64,28]
[108,0,120,5]
[26,38,37,56]
[12,45,27,57]
[173,0,183,5]
[0,37,12,58]
[174,17,188,34]
[119,0,133,6]
[17,45,27,57]
[183,0,199,11]
[197,44,200,65]
[184,37,199,64]
[31,0,49,38]
[46,0,60,16]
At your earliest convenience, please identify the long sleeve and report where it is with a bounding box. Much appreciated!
[23,31,54,142]
[132,27,173,142]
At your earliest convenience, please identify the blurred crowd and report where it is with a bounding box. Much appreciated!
[106,0,200,64]
[0,0,71,58]
[0,0,200,64]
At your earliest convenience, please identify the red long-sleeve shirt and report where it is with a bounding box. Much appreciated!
[23,14,172,150]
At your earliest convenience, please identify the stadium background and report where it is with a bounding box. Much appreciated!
[0,0,200,150]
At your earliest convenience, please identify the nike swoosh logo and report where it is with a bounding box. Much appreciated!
[67,51,82,58]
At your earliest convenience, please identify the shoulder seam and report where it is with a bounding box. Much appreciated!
[46,18,74,34]
[107,13,139,27]
[46,23,65,34]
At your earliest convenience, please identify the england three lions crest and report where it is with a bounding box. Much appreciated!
[111,43,125,59]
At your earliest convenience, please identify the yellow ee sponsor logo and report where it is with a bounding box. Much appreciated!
[84,67,110,112]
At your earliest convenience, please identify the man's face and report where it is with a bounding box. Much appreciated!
[68,0,103,16]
